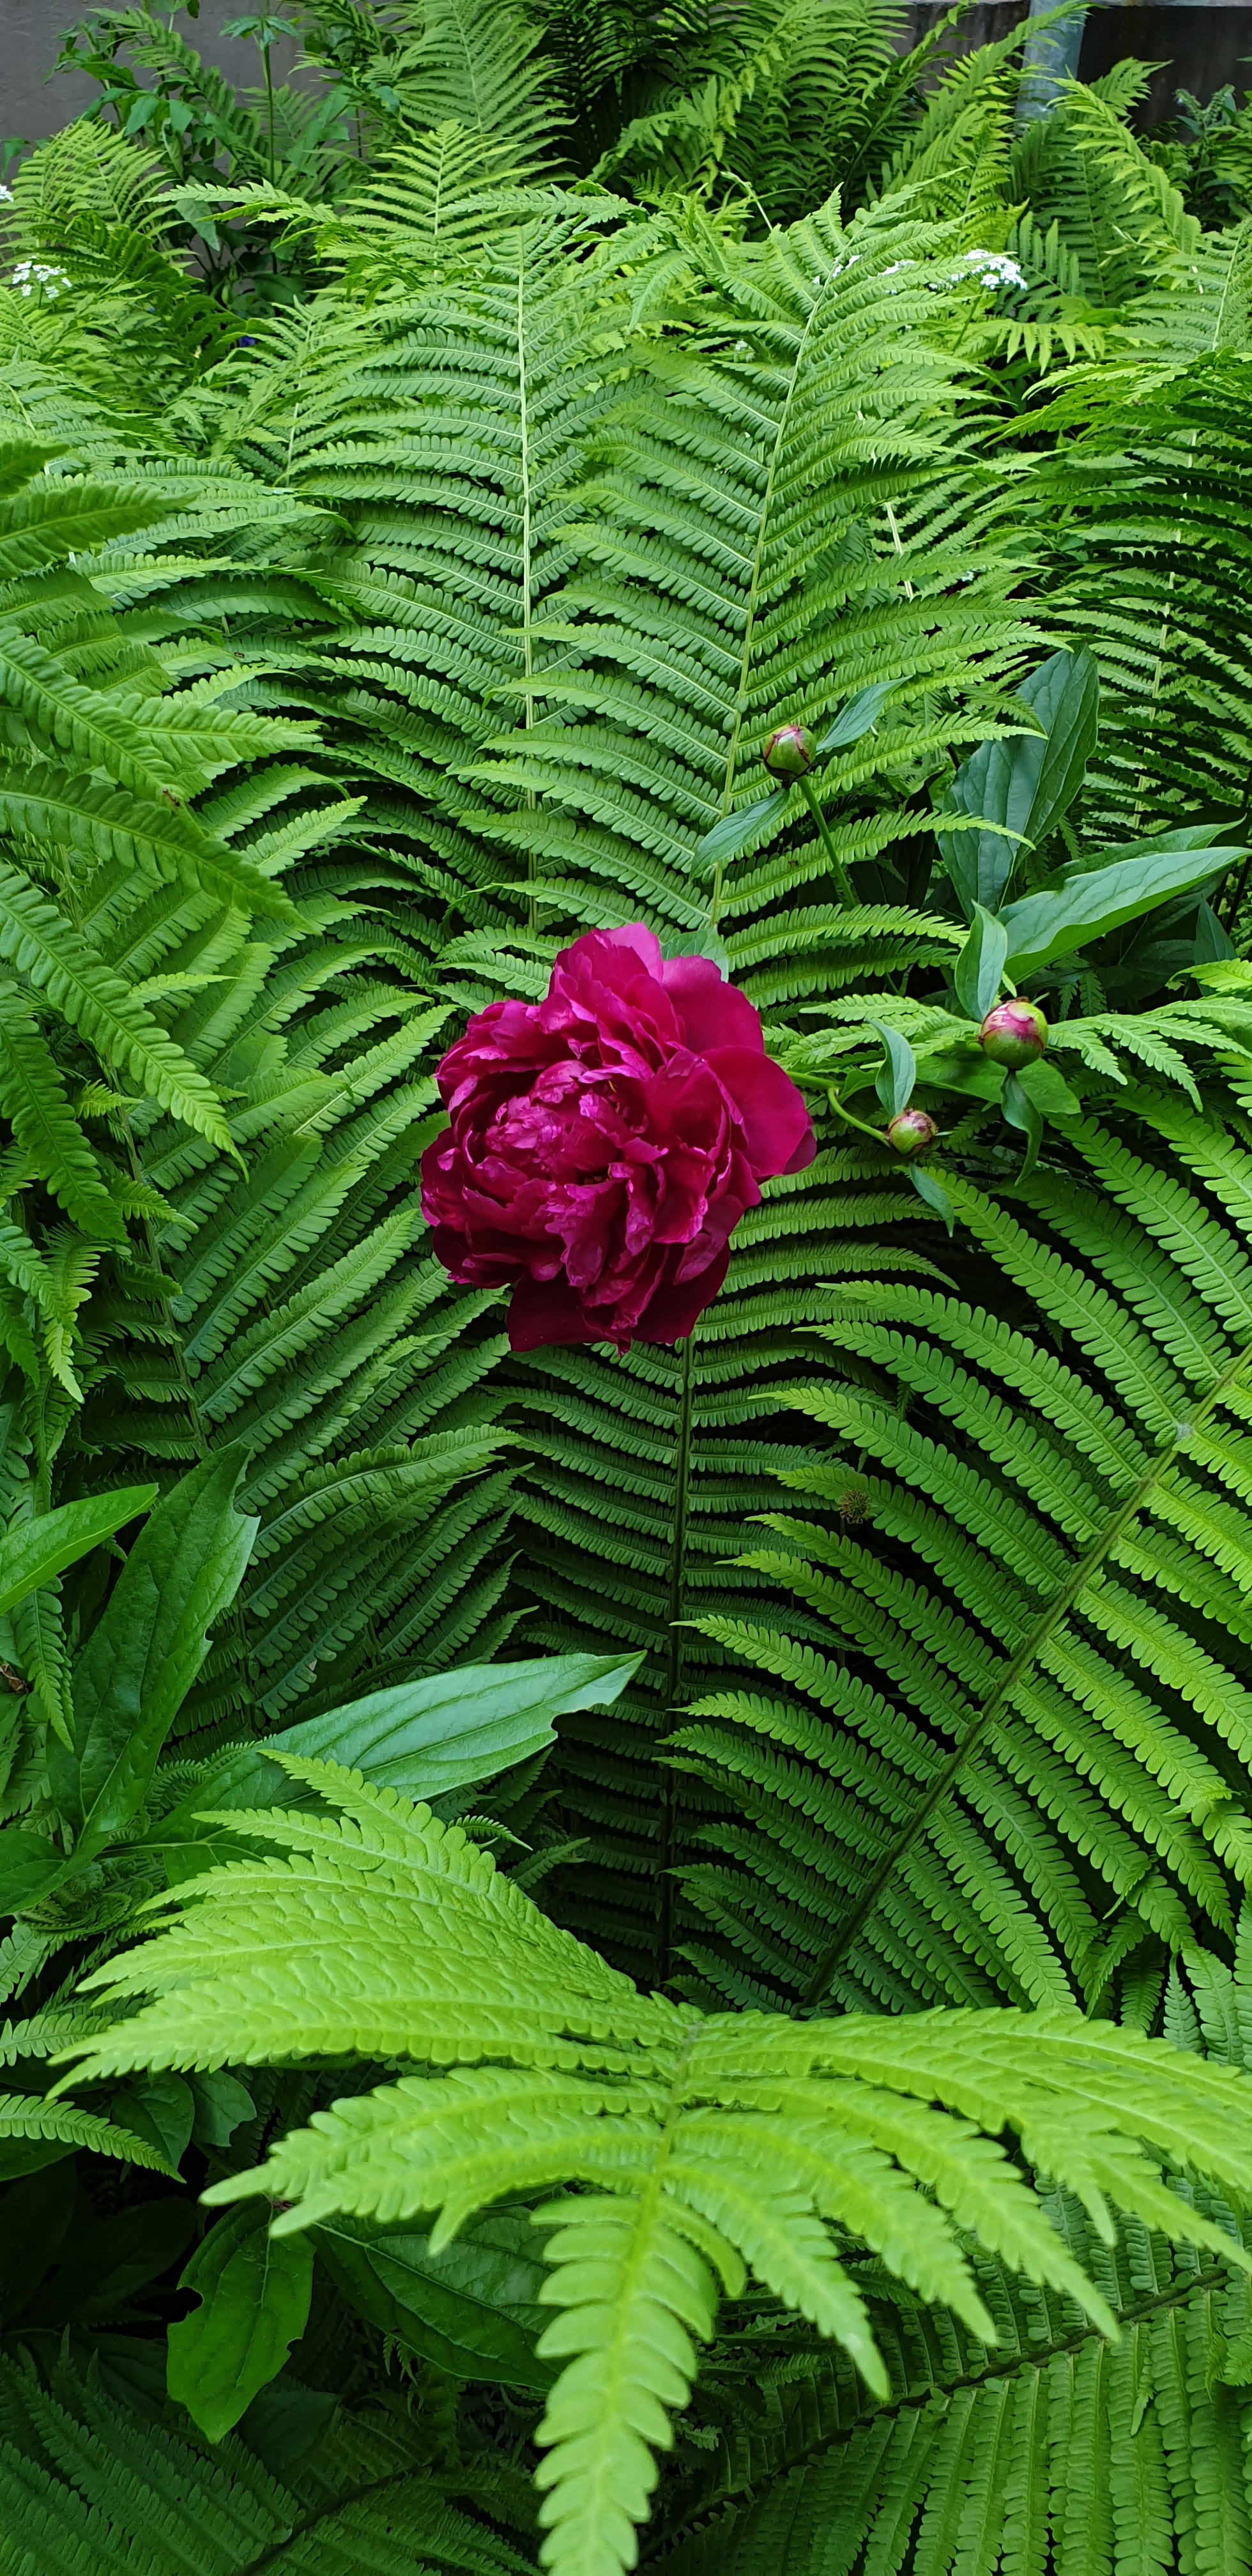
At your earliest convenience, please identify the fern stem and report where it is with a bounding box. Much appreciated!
[717,295,825,829]
[637,2262,1232,2563]
[885,500,915,601]
[515,240,538,935]
[234,2469,437,2576]
[657,1328,697,1989]
[801,1330,1252,2007]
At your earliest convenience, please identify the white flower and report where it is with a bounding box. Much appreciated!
[9,259,71,300]
[962,248,1027,293]
[0,185,13,204]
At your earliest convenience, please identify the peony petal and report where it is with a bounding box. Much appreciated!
[704,1046,815,1179]
[662,955,763,1057]
[633,1249,731,1344]
[598,921,665,977]
[507,1271,613,1352]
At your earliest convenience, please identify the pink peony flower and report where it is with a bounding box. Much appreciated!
[420,924,816,1353]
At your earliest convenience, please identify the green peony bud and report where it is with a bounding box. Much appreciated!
[762,723,816,779]
[978,998,1048,1068]
[887,1107,938,1161]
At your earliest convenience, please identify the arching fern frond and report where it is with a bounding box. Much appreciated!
[63,1753,1252,2576]
[645,1916,1252,2575]
[674,1087,1252,2016]
[0,2348,528,2575]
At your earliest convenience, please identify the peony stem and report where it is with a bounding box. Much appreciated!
[826,1087,889,1146]
[798,775,857,907]
[657,1326,696,1989]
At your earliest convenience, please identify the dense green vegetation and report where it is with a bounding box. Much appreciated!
[4,3,1252,2566]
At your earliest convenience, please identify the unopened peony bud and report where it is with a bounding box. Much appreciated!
[763,723,816,779]
[887,1107,937,1160]
[978,998,1048,1068]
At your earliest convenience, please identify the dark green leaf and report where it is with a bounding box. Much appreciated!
[0,2163,76,2324]
[109,2074,195,2172]
[908,1165,955,1234]
[999,830,1247,979]
[188,2070,256,2150]
[870,1020,915,1117]
[1002,1070,1045,1177]
[316,2208,554,2391]
[937,648,1099,916]
[952,904,1009,1023]
[155,1652,641,1865]
[693,790,789,873]
[1195,900,1235,964]
[0,1486,155,1619]
[23,2198,197,2326]
[1015,1056,1080,1117]
[0,1829,66,1914]
[814,681,896,753]
[168,2205,314,2442]
[50,1450,257,1859]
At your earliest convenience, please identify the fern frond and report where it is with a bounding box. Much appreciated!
[671,1097,1252,2016]
[62,1757,1252,2576]
[0,2348,524,2574]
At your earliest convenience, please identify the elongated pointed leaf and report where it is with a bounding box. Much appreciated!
[815,682,896,754]
[0,1485,155,1618]
[694,789,790,873]
[871,1020,915,1116]
[167,2205,313,2442]
[51,1450,258,1857]
[1002,1070,1044,1176]
[1000,830,1246,979]
[0,1829,68,1914]
[952,903,1009,1023]
[1195,900,1235,964]
[909,1164,955,1233]
[938,648,1099,916]
[317,2208,554,2391]
[155,1652,643,1860]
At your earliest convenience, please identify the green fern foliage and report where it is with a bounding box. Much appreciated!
[672,1088,1252,2016]
[65,1752,1252,2576]
[1035,357,1252,851]
[0,2347,530,2573]
[647,1924,1252,2575]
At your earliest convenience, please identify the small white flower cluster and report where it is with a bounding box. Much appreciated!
[10,260,71,300]
[0,185,14,204]
[962,248,1027,293]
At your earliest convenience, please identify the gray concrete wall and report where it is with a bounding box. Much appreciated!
[908,0,1252,114]
[1,0,301,147]
[2,0,1251,150]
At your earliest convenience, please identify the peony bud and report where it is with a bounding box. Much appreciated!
[763,723,816,779]
[887,1107,937,1160]
[978,998,1048,1068]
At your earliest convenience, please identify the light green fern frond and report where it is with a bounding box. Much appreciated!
[1011,75,1202,309]
[61,1753,1252,2576]
[388,0,561,172]
[647,1918,1252,2573]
